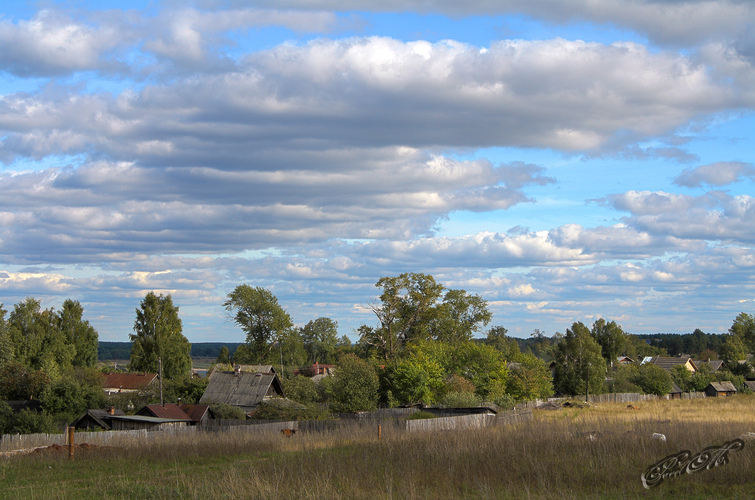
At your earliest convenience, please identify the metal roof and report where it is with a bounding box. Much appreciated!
[138,404,192,421]
[108,415,189,424]
[102,373,158,390]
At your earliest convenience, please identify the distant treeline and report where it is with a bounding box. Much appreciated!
[98,342,244,360]
[634,332,727,357]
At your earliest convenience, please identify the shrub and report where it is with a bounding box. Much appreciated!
[330,354,379,413]
[251,399,330,420]
[406,410,436,420]
[209,403,247,420]
[441,391,482,408]
[283,376,319,404]
[493,394,517,410]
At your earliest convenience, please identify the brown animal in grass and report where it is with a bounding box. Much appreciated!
[280,428,297,437]
[626,404,640,410]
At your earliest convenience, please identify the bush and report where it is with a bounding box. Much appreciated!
[406,411,436,420]
[209,403,247,420]
[440,391,482,408]
[493,394,517,410]
[251,399,331,420]
[632,363,672,396]
[283,376,320,404]
[330,354,379,413]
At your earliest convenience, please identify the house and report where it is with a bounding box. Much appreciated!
[102,373,158,395]
[616,356,635,365]
[642,355,697,373]
[199,367,285,414]
[138,403,212,425]
[743,381,755,393]
[292,362,335,381]
[705,381,737,398]
[106,414,190,431]
[71,407,126,431]
[696,359,723,373]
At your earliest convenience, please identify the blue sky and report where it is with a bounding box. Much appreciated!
[1,0,755,343]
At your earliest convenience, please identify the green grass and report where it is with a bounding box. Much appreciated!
[3,397,755,499]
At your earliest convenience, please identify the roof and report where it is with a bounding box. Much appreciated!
[669,382,683,394]
[179,403,210,422]
[235,365,275,374]
[108,415,189,424]
[744,381,755,392]
[708,381,737,392]
[71,408,126,430]
[138,404,192,421]
[649,356,697,372]
[102,372,158,390]
[200,371,284,409]
[697,359,724,372]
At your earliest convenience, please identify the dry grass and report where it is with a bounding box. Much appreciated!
[2,396,755,499]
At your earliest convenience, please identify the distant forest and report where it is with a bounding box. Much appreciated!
[98,342,244,360]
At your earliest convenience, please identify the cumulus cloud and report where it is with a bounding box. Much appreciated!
[673,161,755,187]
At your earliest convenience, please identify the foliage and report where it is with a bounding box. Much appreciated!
[209,403,247,420]
[40,374,106,421]
[440,391,482,408]
[485,326,521,361]
[330,354,379,413]
[729,312,755,349]
[283,375,320,404]
[631,363,672,396]
[0,361,50,400]
[58,299,99,367]
[224,285,294,364]
[10,408,58,434]
[216,345,230,364]
[590,318,627,368]
[430,289,492,344]
[493,393,517,410]
[405,410,436,420]
[300,317,339,364]
[552,322,607,396]
[161,374,209,404]
[506,353,553,401]
[605,364,641,393]
[129,292,192,380]
[252,399,331,420]
[390,349,444,405]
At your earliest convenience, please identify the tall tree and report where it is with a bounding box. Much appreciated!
[590,318,627,369]
[485,325,521,361]
[730,312,755,349]
[0,306,14,365]
[129,292,191,380]
[300,317,339,364]
[360,273,444,362]
[553,322,607,397]
[224,285,293,364]
[58,299,99,367]
[431,289,492,344]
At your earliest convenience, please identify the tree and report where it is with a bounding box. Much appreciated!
[506,353,553,401]
[58,299,99,367]
[129,292,191,380]
[553,322,607,397]
[360,273,444,362]
[300,317,339,364]
[730,312,755,348]
[632,363,672,396]
[591,318,626,369]
[0,305,14,364]
[330,354,379,413]
[485,326,521,361]
[216,345,230,364]
[431,289,492,344]
[224,285,294,364]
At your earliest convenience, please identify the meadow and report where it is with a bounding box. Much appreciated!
[2,396,755,499]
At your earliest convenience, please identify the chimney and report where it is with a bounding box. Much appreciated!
[108,406,115,415]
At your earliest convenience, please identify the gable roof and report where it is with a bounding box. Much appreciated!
[649,356,697,372]
[138,404,192,421]
[71,408,126,430]
[708,381,737,392]
[102,372,158,391]
[697,359,724,372]
[744,381,755,392]
[200,371,284,410]
[179,403,211,422]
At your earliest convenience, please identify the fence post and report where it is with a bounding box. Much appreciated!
[68,426,74,460]
[378,424,382,441]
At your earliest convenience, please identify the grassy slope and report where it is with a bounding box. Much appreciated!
[2,397,755,499]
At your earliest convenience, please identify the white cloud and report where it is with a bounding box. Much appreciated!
[674,161,755,187]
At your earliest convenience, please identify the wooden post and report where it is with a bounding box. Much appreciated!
[68,426,74,460]
[378,424,382,441]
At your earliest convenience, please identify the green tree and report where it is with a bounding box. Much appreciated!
[58,299,99,367]
[8,297,74,371]
[300,317,339,364]
[553,322,607,397]
[632,363,672,396]
[0,361,50,400]
[283,375,320,404]
[730,312,755,348]
[719,333,749,373]
[216,345,230,364]
[0,305,14,364]
[129,292,191,380]
[591,318,627,369]
[485,325,521,361]
[224,285,294,364]
[431,289,492,344]
[360,273,444,362]
[330,354,379,413]
[391,348,444,405]
[506,353,553,401]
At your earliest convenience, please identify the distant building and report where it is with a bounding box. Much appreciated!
[641,355,697,373]
[705,381,737,398]
[200,366,285,414]
[102,373,158,395]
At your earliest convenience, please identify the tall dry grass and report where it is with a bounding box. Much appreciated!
[3,396,755,499]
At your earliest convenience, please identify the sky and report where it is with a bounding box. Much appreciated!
[1,1,755,343]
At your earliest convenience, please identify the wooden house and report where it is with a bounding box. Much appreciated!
[668,382,683,400]
[616,356,635,365]
[705,381,737,398]
[71,407,126,431]
[643,355,697,373]
[200,367,285,414]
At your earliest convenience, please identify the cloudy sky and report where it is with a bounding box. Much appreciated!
[1,1,754,343]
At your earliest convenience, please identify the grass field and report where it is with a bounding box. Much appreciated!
[2,396,755,499]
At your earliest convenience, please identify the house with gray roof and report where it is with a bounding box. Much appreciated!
[199,368,285,414]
